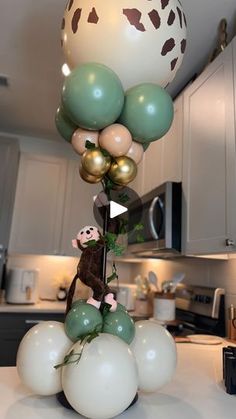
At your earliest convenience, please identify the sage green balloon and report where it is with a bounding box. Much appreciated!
[62,63,124,130]
[55,106,77,142]
[65,302,103,342]
[119,83,174,143]
[103,310,135,344]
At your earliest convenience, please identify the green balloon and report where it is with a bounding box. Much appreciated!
[62,63,124,130]
[116,302,128,312]
[119,83,174,143]
[65,302,103,342]
[55,106,77,142]
[103,310,135,344]
[142,142,150,151]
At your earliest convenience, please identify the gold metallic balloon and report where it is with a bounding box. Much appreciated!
[108,156,137,186]
[79,165,103,184]
[82,148,111,176]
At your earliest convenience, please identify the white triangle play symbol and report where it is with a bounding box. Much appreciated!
[110,201,128,219]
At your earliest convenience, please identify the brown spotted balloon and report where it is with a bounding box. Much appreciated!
[62,0,187,90]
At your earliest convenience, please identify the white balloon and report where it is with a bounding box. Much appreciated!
[62,333,138,419]
[17,321,73,396]
[130,320,177,392]
[62,0,187,90]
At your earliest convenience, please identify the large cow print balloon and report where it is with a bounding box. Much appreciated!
[62,0,187,90]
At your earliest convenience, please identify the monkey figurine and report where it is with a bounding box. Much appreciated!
[66,226,117,314]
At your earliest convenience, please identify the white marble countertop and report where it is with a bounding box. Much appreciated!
[0,343,236,419]
[0,300,66,313]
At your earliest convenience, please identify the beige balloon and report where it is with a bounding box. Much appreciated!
[99,124,132,157]
[72,128,99,155]
[126,141,144,165]
[62,0,187,90]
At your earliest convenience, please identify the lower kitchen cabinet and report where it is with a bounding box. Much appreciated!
[182,42,236,255]
[0,312,65,366]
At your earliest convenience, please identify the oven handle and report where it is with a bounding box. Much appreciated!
[148,196,164,240]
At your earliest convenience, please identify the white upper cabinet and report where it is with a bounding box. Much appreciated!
[60,159,100,257]
[0,137,19,250]
[182,42,236,255]
[9,153,101,256]
[141,95,183,196]
[9,153,68,255]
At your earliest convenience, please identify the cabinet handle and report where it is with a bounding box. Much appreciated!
[25,320,45,325]
[225,238,235,247]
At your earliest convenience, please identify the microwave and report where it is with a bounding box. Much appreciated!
[127,182,182,258]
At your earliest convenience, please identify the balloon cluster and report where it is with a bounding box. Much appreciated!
[55,62,174,187]
[17,316,177,419]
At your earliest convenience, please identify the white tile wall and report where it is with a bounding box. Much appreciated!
[7,255,133,300]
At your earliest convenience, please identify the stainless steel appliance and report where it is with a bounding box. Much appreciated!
[128,182,181,258]
[169,284,225,337]
[5,268,39,304]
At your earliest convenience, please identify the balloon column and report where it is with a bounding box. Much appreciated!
[55,0,187,188]
[17,1,187,418]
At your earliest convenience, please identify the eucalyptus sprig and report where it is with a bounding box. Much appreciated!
[54,327,101,370]
[106,263,118,284]
[104,232,125,256]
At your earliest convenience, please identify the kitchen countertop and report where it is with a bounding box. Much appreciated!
[0,343,235,419]
[0,300,66,313]
[0,301,147,320]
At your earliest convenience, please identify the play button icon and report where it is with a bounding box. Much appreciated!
[110,201,128,219]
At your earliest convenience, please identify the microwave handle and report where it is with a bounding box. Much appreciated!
[148,196,164,240]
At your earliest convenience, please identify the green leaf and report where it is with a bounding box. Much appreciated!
[104,232,125,256]
[118,193,130,204]
[83,239,97,247]
[134,223,144,231]
[136,233,145,243]
[107,263,118,283]
[85,140,96,150]
[100,147,111,158]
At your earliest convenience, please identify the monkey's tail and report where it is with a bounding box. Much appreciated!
[65,272,79,316]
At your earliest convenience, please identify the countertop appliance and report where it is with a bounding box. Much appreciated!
[5,268,39,304]
[110,283,136,311]
[127,182,182,258]
[166,284,225,337]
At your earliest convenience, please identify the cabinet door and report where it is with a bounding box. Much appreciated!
[142,139,163,194]
[182,44,235,254]
[161,95,183,183]
[9,153,68,255]
[141,95,183,195]
[60,159,101,256]
[0,137,19,248]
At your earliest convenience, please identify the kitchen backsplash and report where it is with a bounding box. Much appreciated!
[7,255,133,300]
[131,256,236,314]
[7,254,236,315]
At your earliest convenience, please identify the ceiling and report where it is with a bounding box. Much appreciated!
[0,0,236,141]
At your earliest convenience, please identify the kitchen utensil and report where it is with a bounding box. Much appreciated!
[148,271,159,291]
[153,292,176,321]
[162,272,185,293]
[5,268,39,304]
[175,334,223,345]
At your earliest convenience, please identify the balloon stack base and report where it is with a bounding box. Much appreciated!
[56,391,139,412]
